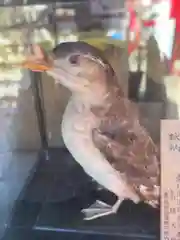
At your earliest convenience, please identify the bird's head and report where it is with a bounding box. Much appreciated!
[22,41,115,96]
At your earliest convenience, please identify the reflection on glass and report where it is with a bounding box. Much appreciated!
[0,1,127,150]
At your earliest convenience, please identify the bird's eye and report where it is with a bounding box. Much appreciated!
[69,54,80,65]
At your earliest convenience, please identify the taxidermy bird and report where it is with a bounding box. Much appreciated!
[22,41,160,220]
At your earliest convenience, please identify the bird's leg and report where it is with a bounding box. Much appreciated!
[81,198,124,220]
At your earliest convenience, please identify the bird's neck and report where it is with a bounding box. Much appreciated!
[71,87,110,110]
[70,76,123,111]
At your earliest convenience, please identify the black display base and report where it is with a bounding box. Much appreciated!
[2,148,159,240]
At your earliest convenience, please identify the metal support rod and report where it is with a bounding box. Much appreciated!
[30,71,48,151]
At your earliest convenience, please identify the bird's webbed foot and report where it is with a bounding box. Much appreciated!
[81,198,123,220]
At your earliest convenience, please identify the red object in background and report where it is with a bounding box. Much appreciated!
[170,0,180,31]
[170,31,180,73]
[170,0,180,19]
[129,7,136,31]
[143,19,155,27]
[169,0,180,73]
[126,0,144,54]
[127,5,140,54]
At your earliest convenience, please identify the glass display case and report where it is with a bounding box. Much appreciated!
[0,0,178,239]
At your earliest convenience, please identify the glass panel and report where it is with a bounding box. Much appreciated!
[0,6,44,238]
[1,1,177,239]
[0,6,46,152]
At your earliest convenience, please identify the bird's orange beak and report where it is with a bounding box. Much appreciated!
[20,44,53,72]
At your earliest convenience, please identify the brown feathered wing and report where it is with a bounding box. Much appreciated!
[91,96,160,207]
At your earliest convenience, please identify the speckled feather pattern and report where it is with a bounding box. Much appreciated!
[91,86,160,205]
